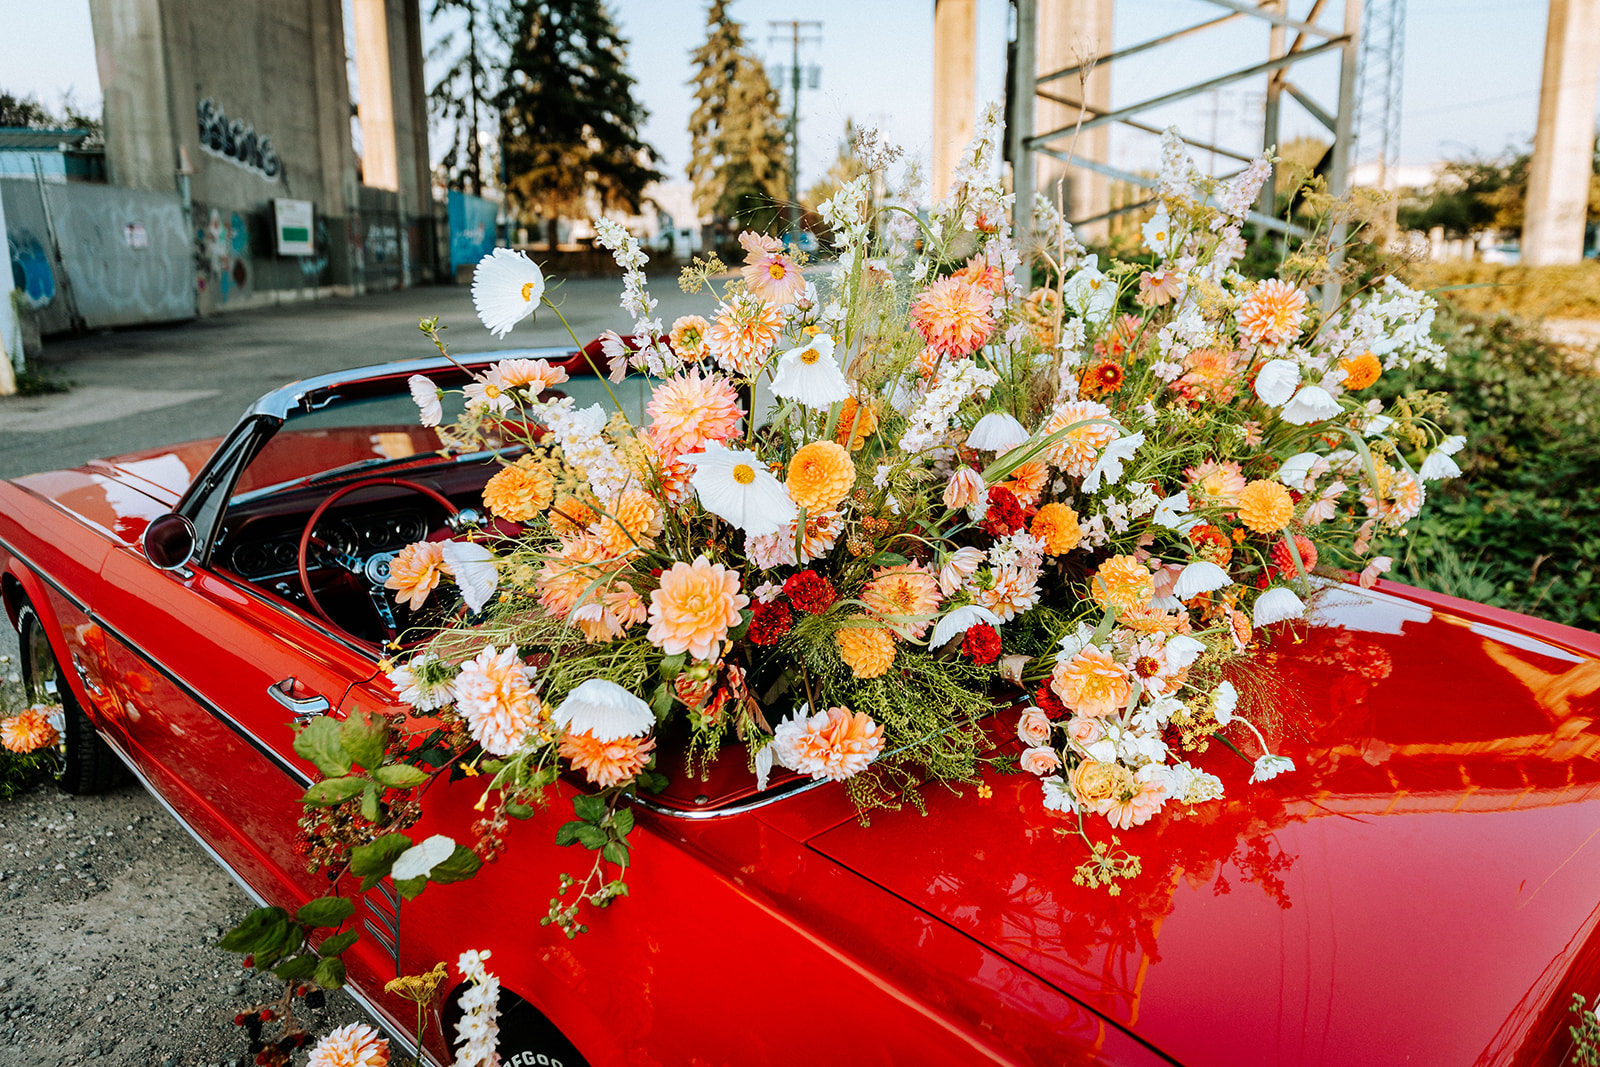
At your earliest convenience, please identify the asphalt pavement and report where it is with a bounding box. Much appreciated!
[0,272,713,481]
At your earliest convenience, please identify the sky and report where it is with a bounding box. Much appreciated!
[0,0,1589,194]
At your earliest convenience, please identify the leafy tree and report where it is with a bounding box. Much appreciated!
[686,1,788,226]
[1397,142,1600,239]
[0,90,102,144]
[497,0,662,242]
[427,0,507,196]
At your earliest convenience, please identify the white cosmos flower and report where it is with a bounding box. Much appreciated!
[1254,358,1300,406]
[390,834,457,881]
[1212,680,1238,725]
[1173,560,1231,600]
[1141,209,1178,258]
[754,743,776,790]
[769,335,850,407]
[1364,413,1395,437]
[1275,452,1323,490]
[471,248,545,338]
[1040,775,1077,812]
[552,678,654,741]
[1081,430,1144,494]
[967,412,1030,452]
[1152,490,1197,531]
[1250,753,1295,783]
[440,540,498,613]
[1280,385,1341,425]
[929,604,1004,649]
[408,374,442,428]
[1419,450,1462,481]
[1438,434,1466,456]
[1163,634,1207,671]
[1253,586,1306,626]
[463,369,515,415]
[684,446,797,536]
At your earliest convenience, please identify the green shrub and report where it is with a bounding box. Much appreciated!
[1374,308,1600,631]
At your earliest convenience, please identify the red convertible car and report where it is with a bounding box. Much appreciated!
[4,352,1600,1065]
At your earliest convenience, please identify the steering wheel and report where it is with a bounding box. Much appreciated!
[297,477,460,644]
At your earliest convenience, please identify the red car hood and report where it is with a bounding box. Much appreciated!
[807,583,1600,1066]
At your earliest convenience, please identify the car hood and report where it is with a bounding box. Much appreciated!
[10,439,214,546]
[806,583,1600,1066]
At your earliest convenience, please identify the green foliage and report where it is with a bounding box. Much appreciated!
[426,0,508,196]
[497,0,662,232]
[1372,308,1600,630]
[687,1,789,225]
[1574,994,1600,1066]
[217,897,351,988]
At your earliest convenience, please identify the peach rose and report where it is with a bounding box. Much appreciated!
[1071,759,1132,808]
[1052,647,1132,718]
[1019,745,1063,776]
[1016,709,1053,747]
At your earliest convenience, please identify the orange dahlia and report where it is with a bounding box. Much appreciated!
[910,276,995,358]
[646,555,749,660]
[547,496,599,537]
[307,1022,390,1067]
[669,314,711,361]
[1043,400,1116,477]
[1237,479,1295,534]
[385,541,451,610]
[950,253,1004,294]
[0,708,58,753]
[1339,351,1382,390]
[834,397,879,452]
[1090,554,1155,614]
[1052,647,1132,719]
[786,441,856,513]
[1030,502,1082,555]
[1237,278,1307,346]
[835,620,897,678]
[646,368,745,460]
[776,706,886,782]
[560,730,657,788]
[707,296,784,375]
[491,357,568,395]
[1000,460,1049,506]
[482,459,554,522]
[861,564,942,638]
[535,533,609,618]
[590,488,664,558]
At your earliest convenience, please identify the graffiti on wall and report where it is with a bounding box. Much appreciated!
[195,209,251,302]
[197,98,283,181]
[7,228,55,308]
[300,217,330,284]
[42,183,194,328]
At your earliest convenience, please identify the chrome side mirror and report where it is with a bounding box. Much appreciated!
[143,513,198,571]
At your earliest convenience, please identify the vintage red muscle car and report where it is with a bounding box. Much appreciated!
[4,352,1600,1066]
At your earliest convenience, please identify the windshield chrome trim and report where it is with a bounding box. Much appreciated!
[245,347,579,421]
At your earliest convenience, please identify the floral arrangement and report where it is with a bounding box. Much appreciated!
[1,704,60,754]
[352,112,1462,917]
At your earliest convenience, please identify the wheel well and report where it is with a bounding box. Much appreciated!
[439,982,591,1067]
[1,571,24,631]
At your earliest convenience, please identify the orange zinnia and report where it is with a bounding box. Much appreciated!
[482,460,554,522]
[1030,502,1082,555]
[1090,554,1155,614]
[786,441,856,513]
[1339,351,1382,390]
[1237,479,1295,534]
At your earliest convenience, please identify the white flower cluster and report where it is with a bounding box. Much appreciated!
[899,360,1000,454]
[536,397,630,500]
[593,216,679,378]
[454,949,501,1067]
[818,175,874,257]
[1329,276,1448,370]
[1034,192,1086,271]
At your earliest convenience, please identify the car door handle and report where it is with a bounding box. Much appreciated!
[268,677,331,723]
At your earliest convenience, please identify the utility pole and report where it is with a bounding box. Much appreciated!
[769,19,822,240]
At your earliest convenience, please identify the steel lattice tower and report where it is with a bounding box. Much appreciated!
[1354,0,1405,188]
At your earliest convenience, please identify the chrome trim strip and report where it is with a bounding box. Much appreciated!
[630,774,832,820]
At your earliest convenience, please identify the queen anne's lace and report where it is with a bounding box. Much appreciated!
[454,950,501,1067]
[899,361,1000,454]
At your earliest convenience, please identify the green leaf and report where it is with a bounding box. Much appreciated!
[574,824,608,850]
[372,763,430,789]
[217,906,290,953]
[555,820,587,847]
[392,875,428,900]
[506,801,535,820]
[350,833,413,884]
[637,769,669,795]
[602,840,630,868]
[610,808,634,838]
[295,896,355,929]
[650,683,673,717]
[313,955,347,990]
[317,930,360,957]
[572,794,608,824]
[339,711,388,771]
[657,653,686,680]
[293,718,350,778]
[360,782,381,823]
[302,776,367,807]
[272,954,318,981]
[425,844,482,885]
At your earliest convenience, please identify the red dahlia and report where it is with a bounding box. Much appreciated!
[962,623,1001,664]
[981,486,1025,537]
[783,569,837,613]
[1034,680,1066,718]
[748,600,793,645]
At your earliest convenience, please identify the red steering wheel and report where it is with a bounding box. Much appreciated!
[296,477,460,643]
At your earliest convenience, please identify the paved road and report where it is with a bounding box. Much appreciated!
[0,272,713,481]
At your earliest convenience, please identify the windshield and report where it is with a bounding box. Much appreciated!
[233,372,652,500]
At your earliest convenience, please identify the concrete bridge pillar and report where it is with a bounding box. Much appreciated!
[1524,0,1600,265]
[932,0,979,202]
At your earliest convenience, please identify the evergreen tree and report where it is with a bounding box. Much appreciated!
[497,0,662,241]
[686,1,788,224]
[427,0,507,196]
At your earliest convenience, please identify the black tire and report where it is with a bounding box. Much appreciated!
[18,602,121,794]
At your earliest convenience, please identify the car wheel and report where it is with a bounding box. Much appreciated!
[443,987,591,1067]
[18,602,121,795]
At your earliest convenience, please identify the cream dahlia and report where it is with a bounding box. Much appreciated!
[772,705,886,782]
[646,555,749,660]
[453,645,541,756]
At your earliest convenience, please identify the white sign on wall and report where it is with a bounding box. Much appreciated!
[273,198,314,256]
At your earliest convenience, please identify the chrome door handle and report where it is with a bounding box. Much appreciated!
[70,653,104,696]
[268,677,330,723]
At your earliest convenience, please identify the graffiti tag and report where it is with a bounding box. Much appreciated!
[196,98,283,181]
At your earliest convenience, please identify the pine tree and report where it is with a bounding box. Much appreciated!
[686,1,788,224]
[497,0,662,241]
[427,0,507,196]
